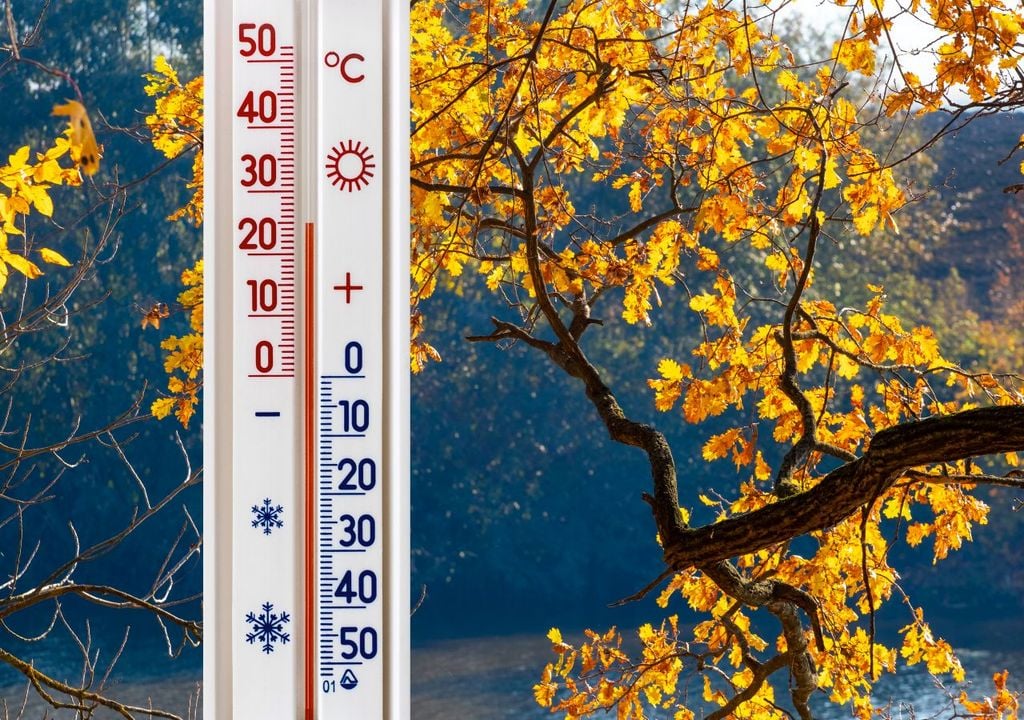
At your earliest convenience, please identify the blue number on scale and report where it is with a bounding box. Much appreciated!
[336,399,369,432]
[334,569,377,603]
[344,341,362,374]
[339,626,378,660]
[338,514,375,547]
[337,458,376,491]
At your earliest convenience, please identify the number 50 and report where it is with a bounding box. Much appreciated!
[339,626,378,659]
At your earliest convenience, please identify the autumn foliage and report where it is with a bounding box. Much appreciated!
[144,56,204,226]
[410,0,1024,718]
[0,134,81,290]
[143,56,204,427]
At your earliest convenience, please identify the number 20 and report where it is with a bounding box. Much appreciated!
[337,458,376,491]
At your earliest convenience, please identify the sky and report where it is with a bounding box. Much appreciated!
[784,0,946,82]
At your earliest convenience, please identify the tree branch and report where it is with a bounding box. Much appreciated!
[663,406,1024,570]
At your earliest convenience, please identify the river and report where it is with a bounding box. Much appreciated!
[1,631,1019,718]
[412,633,1024,719]
[0,627,201,719]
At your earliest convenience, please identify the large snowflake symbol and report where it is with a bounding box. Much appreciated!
[251,498,284,535]
[245,602,291,654]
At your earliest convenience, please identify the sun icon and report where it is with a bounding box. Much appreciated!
[325,140,375,192]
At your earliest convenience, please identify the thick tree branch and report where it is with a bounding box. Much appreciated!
[663,405,1024,570]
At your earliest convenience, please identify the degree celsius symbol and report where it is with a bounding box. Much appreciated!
[324,51,365,83]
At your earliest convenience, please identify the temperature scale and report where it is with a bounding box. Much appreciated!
[203,1,409,717]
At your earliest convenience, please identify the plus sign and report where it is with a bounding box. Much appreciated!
[333,272,364,304]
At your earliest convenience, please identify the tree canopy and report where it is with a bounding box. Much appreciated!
[410,0,1024,717]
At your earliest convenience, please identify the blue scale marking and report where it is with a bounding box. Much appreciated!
[317,375,380,687]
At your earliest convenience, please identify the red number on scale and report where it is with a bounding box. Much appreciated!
[238,23,276,57]
[238,217,277,250]
[236,90,278,123]
[255,340,275,373]
[240,154,277,187]
[246,279,279,312]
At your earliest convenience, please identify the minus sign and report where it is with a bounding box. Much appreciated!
[254,411,281,417]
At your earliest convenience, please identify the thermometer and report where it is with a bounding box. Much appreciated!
[203,1,409,717]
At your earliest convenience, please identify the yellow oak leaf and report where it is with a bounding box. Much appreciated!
[52,100,102,176]
[38,248,71,267]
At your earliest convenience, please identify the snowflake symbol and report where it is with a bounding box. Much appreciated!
[245,602,291,654]
[251,498,284,535]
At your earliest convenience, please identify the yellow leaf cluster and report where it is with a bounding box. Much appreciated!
[652,286,984,479]
[536,618,697,719]
[900,609,965,680]
[901,475,990,562]
[871,0,1024,113]
[958,671,1020,720]
[144,56,204,225]
[0,137,82,292]
[410,310,441,374]
[150,259,203,428]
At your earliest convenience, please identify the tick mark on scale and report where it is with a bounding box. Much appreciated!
[255,411,281,417]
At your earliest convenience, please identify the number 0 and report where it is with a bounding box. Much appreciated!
[255,341,274,373]
[344,341,363,374]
